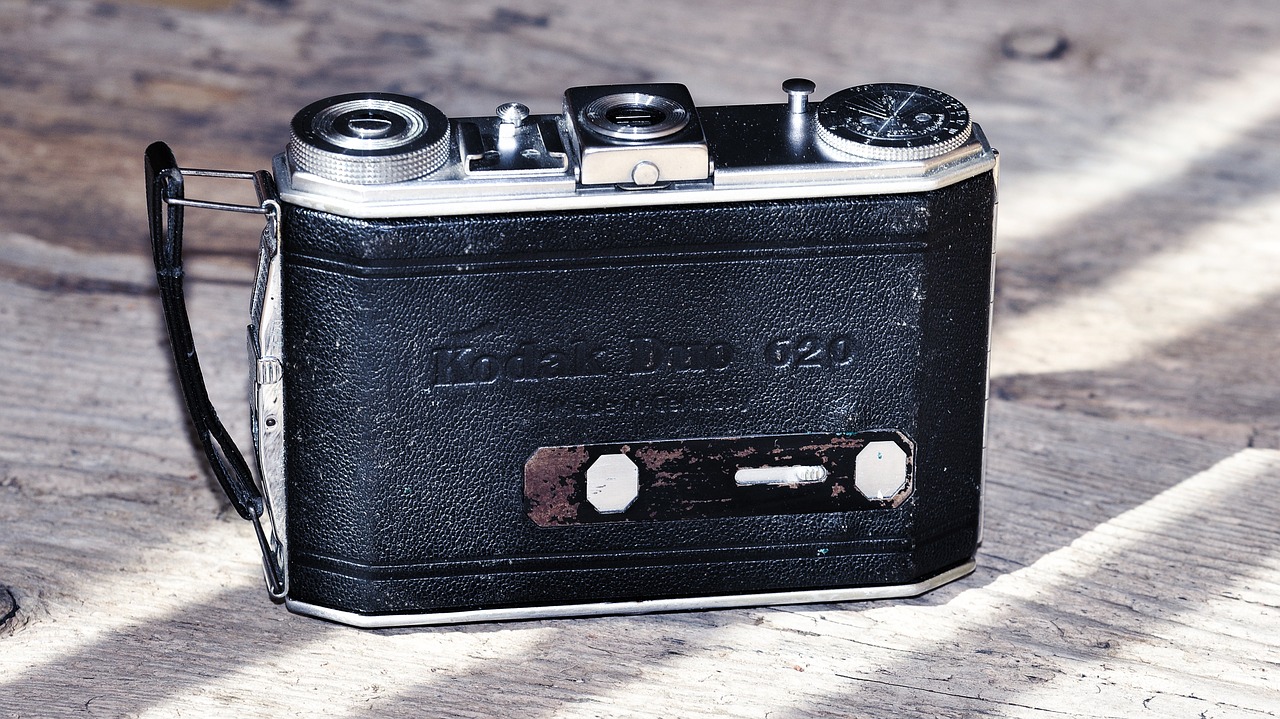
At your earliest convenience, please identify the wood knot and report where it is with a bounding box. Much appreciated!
[1001,27,1071,61]
[0,585,18,629]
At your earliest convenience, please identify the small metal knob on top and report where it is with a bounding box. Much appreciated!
[496,102,531,138]
[783,78,816,114]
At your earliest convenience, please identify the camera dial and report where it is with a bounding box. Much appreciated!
[816,83,971,161]
[288,93,450,184]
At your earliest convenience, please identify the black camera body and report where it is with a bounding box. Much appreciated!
[147,80,997,626]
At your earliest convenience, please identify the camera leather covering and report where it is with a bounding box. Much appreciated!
[279,172,995,616]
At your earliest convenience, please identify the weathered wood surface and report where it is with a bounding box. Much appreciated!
[1,1,1278,716]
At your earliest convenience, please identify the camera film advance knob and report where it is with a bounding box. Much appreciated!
[815,83,972,161]
[287,92,451,184]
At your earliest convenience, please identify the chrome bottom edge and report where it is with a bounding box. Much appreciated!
[283,560,976,628]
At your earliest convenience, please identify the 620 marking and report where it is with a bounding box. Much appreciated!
[764,334,858,370]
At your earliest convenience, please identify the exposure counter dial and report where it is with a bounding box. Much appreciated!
[815,83,972,161]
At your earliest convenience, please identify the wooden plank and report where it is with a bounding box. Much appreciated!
[1,0,1277,440]
[2,0,1280,716]
[0,232,1277,717]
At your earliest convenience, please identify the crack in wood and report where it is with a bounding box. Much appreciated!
[832,673,1127,718]
[0,263,155,297]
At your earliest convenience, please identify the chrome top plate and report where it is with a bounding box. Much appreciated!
[276,104,997,219]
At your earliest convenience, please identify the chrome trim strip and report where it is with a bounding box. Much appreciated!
[978,149,1000,546]
[249,203,288,597]
[283,560,976,628]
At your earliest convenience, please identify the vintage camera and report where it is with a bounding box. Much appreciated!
[145,78,997,627]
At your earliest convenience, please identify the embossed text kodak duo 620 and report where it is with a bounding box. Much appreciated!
[145,79,998,627]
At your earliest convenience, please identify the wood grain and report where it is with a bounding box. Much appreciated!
[2,0,1279,716]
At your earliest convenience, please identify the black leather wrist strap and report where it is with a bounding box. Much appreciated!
[145,141,286,597]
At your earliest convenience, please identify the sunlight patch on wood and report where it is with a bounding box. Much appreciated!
[998,47,1280,248]
[555,449,1280,718]
[0,520,259,676]
[982,448,1280,713]
[990,193,1280,377]
[979,449,1279,600]
[134,622,551,718]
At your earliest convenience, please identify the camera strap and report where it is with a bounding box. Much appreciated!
[145,142,287,599]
